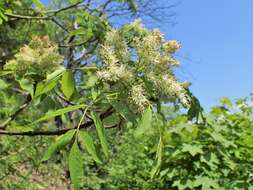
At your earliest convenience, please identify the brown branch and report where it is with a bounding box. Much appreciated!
[0,107,114,136]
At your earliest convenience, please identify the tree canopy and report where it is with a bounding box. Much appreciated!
[0,1,253,190]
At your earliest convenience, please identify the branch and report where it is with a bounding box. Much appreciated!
[0,107,114,136]
[0,95,32,130]
[5,13,50,20]
[46,1,85,15]
[4,1,86,20]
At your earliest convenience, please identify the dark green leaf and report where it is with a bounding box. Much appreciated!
[91,111,109,158]
[42,130,76,161]
[79,131,102,164]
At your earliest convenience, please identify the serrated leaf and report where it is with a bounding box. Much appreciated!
[193,176,219,190]
[135,107,152,138]
[79,131,102,164]
[181,144,203,156]
[210,132,236,148]
[91,111,109,158]
[61,70,75,99]
[69,141,83,190]
[42,130,76,161]
[33,104,87,124]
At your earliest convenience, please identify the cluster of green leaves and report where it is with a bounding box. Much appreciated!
[153,97,253,190]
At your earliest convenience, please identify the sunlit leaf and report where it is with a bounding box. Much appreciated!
[69,140,83,190]
[61,70,75,99]
[135,107,152,138]
[33,104,87,124]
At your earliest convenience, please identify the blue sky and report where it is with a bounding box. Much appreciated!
[165,1,253,108]
[42,0,253,108]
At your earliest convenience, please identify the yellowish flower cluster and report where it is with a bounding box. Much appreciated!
[97,20,191,111]
[4,36,63,79]
[130,84,150,112]
[164,40,181,54]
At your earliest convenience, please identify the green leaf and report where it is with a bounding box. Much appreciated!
[151,137,163,179]
[193,176,219,190]
[79,131,102,164]
[109,100,136,122]
[42,130,76,161]
[18,78,34,97]
[61,70,75,99]
[34,67,65,97]
[0,10,7,21]
[32,0,44,10]
[135,107,152,138]
[33,104,87,124]
[69,140,83,190]
[0,70,12,76]
[210,132,236,148]
[91,111,109,158]
[220,97,233,108]
[0,79,8,90]
[181,143,203,156]
[34,77,59,97]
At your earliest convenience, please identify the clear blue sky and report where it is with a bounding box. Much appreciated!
[41,0,253,108]
[165,0,253,108]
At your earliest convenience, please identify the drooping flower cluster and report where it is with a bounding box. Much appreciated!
[4,36,63,79]
[97,20,191,112]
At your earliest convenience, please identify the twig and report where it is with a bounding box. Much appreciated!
[0,107,114,136]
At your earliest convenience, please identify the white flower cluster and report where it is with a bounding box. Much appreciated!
[4,36,63,79]
[130,84,150,112]
[97,20,191,111]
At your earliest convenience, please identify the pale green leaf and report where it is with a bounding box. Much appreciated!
[34,77,59,97]
[61,70,75,99]
[151,137,163,179]
[193,176,219,190]
[42,130,76,161]
[79,131,102,164]
[0,79,8,90]
[181,143,203,156]
[34,67,65,97]
[91,111,109,158]
[33,104,87,124]
[18,78,34,97]
[69,141,83,190]
[135,107,152,138]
